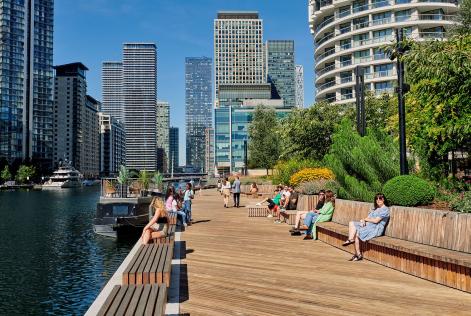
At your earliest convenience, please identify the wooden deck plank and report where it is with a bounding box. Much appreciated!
[179,190,471,316]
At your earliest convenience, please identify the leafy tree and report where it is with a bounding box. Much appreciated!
[248,105,280,175]
[402,35,471,179]
[1,165,12,182]
[450,0,471,36]
[278,102,354,161]
[324,119,400,202]
[15,165,36,184]
[138,170,150,190]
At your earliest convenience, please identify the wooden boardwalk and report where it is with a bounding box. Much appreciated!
[179,190,471,315]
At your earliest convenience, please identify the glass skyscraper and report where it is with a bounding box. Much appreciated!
[214,11,265,107]
[123,43,157,171]
[185,57,212,172]
[169,127,179,172]
[102,61,124,123]
[266,40,296,108]
[0,0,54,170]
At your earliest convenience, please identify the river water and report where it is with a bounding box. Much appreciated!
[0,187,135,315]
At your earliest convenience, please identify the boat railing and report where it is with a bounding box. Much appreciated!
[100,178,162,198]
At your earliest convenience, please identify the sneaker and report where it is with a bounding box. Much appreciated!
[267,214,273,218]
[291,231,302,236]
[256,202,261,206]
[183,223,188,227]
[303,235,313,240]
[274,220,281,224]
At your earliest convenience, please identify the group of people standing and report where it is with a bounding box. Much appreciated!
[140,182,195,245]
[218,176,242,208]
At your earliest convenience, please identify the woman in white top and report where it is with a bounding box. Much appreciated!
[222,178,232,208]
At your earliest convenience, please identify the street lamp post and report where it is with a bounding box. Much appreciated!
[355,65,366,136]
[393,28,409,175]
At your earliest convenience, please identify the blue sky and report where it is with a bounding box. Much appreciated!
[54,0,315,164]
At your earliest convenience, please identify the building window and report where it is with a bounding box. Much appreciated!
[340,39,351,50]
[340,71,352,84]
[395,9,412,22]
[352,0,368,13]
[338,5,351,18]
[341,87,353,100]
[372,12,392,25]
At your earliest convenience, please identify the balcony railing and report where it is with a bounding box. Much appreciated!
[316,80,336,92]
[315,14,455,47]
[314,0,456,34]
[340,76,353,84]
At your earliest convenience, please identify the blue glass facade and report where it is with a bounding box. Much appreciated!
[266,40,296,108]
[185,57,212,171]
[215,103,292,173]
[0,0,54,169]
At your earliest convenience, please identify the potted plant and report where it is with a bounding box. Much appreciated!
[117,165,131,198]
[152,171,164,193]
[139,170,150,197]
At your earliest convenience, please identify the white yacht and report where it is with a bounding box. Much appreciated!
[43,163,83,189]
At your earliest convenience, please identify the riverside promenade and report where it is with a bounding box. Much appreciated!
[179,189,471,315]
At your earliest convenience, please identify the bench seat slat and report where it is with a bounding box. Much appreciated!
[317,222,471,268]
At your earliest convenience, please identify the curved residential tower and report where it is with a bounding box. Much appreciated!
[309,0,458,104]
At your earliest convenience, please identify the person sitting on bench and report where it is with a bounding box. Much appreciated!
[342,193,390,261]
[256,187,282,218]
[141,198,169,244]
[290,190,325,235]
[249,182,259,197]
[302,190,335,240]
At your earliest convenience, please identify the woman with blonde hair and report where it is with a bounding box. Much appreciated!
[141,197,169,244]
[222,177,232,208]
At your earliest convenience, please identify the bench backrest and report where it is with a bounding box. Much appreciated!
[240,184,276,194]
[386,206,471,253]
[296,194,319,212]
[331,198,471,253]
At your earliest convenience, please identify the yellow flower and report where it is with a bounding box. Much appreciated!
[289,168,335,186]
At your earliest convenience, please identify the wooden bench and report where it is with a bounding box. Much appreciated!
[97,284,167,316]
[123,244,174,287]
[167,212,177,225]
[152,225,176,245]
[316,199,471,293]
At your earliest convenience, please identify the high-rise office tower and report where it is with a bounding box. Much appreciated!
[102,61,124,122]
[205,128,215,176]
[295,65,305,108]
[156,101,170,172]
[99,113,126,176]
[266,40,296,107]
[185,57,212,172]
[214,11,265,106]
[0,0,54,170]
[309,0,458,103]
[123,43,157,171]
[169,127,179,172]
[53,63,100,177]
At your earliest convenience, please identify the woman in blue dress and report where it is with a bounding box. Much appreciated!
[342,193,390,261]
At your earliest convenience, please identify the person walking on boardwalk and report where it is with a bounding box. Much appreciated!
[232,176,241,207]
[183,182,194,225]
[222,177,231,208]
[141,198,168,244]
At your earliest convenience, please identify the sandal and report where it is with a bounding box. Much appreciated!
[342,239,354,246]
[349,254,363,261]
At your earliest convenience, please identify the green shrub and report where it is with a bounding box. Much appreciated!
[296,179,339,195]
[383,175,436,207]
[324,120,400,202]
[272,158,319,185]
[450,192,471,213]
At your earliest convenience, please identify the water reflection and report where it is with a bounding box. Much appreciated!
[0,187,135,315]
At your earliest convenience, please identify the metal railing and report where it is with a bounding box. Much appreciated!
[315,14,455,46]
[316,70,397,93]
[314,0,456,33]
